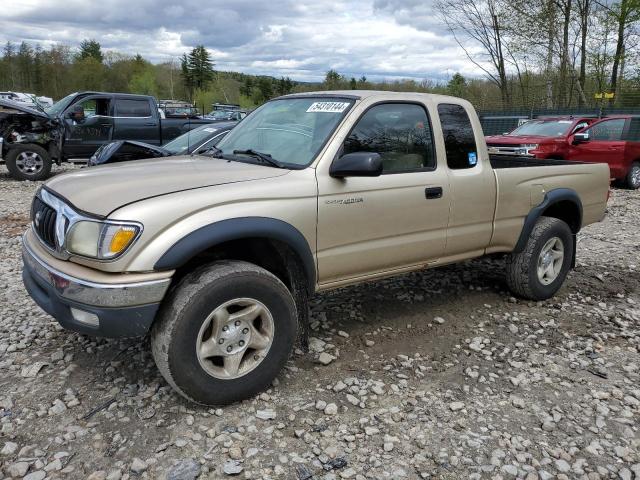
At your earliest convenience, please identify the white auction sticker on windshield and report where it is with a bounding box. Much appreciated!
[306,102,350,113]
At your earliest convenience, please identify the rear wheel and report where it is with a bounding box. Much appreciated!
[151,260,298,405]
[506,216,574,301]
[624,162,640,190]
[5,144,52,181]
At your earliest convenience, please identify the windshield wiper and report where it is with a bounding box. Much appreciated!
[199,145,224,157]
[233,149,285,168]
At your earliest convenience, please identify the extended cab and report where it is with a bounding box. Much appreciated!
[0,92,215,180]
[21,91,610,405]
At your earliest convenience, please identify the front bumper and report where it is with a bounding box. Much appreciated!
[22,233,171,338]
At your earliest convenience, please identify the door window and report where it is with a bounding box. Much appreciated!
[572,121,590,134]
[437,103,478,169]
[115,99,152,117]
[76,98,111,118]
[343,103,436,173]
[587,118,626,141]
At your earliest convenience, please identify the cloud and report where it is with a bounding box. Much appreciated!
[0,0,481,82]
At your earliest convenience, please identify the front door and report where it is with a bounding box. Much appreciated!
[568,118,627,178]
[63,96,113,158]
[317,102,450,285]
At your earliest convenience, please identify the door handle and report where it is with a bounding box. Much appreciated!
[425,187,443,199]
[144,122,158,126]
[100,123,112,127]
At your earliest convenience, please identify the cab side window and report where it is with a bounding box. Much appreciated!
[115,99,152,117]
[437,103,478,169]
[588,118,626,141]
[77,98,111,117]
[343,103,436,173]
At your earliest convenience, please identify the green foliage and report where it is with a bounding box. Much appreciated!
[447,73,467,97]
[324,69,344,89]
[0,39,639,112]
[72,57,105,91]
[77,39,103,63]
[129,68,157,96]
[181,45,215,99]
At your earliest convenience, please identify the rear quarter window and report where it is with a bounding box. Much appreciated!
[437,103,478,169]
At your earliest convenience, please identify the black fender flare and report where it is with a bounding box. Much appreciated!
[513,188,583,254]
[154,217,317,292]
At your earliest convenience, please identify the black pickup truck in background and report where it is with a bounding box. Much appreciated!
[0,91,215,180]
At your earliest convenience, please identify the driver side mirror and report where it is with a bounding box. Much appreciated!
[330,152,383,178]
[68,104,85,121]
[572,132,589,145]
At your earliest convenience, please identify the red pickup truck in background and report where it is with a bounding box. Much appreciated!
[486,115,640,189]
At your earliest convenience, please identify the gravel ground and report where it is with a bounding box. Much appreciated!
[0,164,639,480]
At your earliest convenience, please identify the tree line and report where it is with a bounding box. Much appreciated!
[436,0,640,108]
[0,2,638,114]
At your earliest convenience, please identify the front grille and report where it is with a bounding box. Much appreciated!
[31,196,58,249]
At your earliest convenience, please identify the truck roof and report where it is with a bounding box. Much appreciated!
[278,90,469,103]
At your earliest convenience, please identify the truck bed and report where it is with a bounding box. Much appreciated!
[490,155,585,169]
[488,154,610,253]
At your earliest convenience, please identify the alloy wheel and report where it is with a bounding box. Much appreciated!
[195,298,275,380]
[537,236,564,285]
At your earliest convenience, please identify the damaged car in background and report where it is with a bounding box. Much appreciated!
[0,99,61,180]
[0,92,215,181]
[89,121,236,166]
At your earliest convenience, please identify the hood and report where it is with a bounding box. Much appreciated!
[485,134,558,145]
[0,99,50,119]
[45,156,290,217]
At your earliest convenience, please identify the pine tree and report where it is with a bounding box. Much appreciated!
[187,45,214,90]
[77,39,103,63]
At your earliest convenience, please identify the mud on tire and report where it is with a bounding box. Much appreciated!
[505,216,574,301]
[151,260,298,406]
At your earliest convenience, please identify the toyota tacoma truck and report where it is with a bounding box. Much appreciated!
[0,92,215,181]
[21,91,610,405]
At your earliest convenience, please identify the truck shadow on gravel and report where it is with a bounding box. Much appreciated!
[63,254,640,410]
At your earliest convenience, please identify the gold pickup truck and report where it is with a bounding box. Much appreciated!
[21,91,610,405]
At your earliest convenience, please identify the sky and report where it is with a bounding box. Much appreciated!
[1,0,481,83]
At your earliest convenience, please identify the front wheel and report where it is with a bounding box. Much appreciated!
[151,260,298,405]
[624,162,640,190]
[5,144,52,181]
[506,216,574,301]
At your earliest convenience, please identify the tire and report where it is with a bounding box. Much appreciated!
[151,260,298,405]
[5,144,52,181]
[506,216,574,301]
[624,162,640,190]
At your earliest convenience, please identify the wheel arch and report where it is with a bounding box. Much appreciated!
[513,188,583,254]
[154,217,317,294]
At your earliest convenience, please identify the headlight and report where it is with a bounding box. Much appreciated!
[66,221,141,259]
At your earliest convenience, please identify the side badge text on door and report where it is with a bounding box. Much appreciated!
[325,197,364,205]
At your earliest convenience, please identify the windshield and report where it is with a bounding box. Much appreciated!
[163,124,223,154]
[216,97,354,168]
[45,92,77,116]
[208,111,235,120]
[509,120,574,137]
